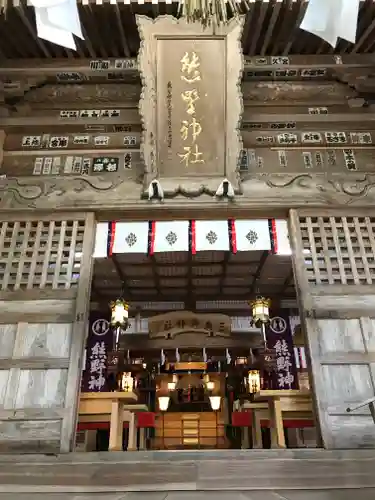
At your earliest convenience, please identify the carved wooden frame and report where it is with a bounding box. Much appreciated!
[136,15,244,196]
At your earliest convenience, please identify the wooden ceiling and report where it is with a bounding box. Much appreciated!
[1,0,375,60]
[92,250,295,312]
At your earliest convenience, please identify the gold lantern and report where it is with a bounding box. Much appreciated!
[203,374,215,391]
[110,298,129,328]
[250,295,271,345]
[119,372,134,392]
[167,374,178,391]
[245,370,261,394]
[250,296,270,326]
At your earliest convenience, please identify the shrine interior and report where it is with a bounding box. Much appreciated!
[78,228,314,452]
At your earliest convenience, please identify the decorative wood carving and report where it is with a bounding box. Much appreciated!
[3,172,375,210]
[136,15,244,197]
[148,311,231,339]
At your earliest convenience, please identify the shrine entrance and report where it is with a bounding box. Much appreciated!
[76,216,318,452]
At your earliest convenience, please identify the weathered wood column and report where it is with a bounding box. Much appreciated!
[289,209,375,449]
[0,212,95,453]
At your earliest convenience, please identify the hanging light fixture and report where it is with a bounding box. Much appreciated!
[119,372,135,392]
[250,295,271,345]
[251,296,270,326]
[250,296,277,372]
[110,298,129,328]
[167,374,178,391]
[158,396,170,412]
[203,374,215,391]
[245,370,261,394]
[110,282,130,350]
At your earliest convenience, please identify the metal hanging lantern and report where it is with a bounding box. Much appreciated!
[250,296,270,326]
[110,295,129,350]
[110,298,129,328]
[250,295,271,347]
[119,371,135,392]
[245,370,261,394]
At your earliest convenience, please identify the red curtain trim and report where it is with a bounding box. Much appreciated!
[260,419,315,429]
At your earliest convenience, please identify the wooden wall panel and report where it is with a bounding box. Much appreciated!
[0,420,61,453]
[289,209,375,449]
[0,370,10,406]
[0,325,16,357]
[0,213,95,453]
[13,323,72,358]
[13,368,68,409]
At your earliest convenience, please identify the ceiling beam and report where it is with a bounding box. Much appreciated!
[249,250,269,295]
[111,254,133,298]
[112,261,261,269]
[90,294,297,310]
[0,54,373,76]
[279,269,295,295]
[5,111,375,128]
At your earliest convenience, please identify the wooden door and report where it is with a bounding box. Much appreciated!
[289,210,375,449]
[0,212,95,453]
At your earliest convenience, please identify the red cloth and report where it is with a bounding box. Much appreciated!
[260,419,314,428]
[232,411,252,427]
[137,412,156,428]
[77,422,130,431]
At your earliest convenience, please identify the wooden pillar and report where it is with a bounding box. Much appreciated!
[128,412,137,451]
[139,427,146,450]
[84,430,97,452]
[252,412,263,449]
[109,400,123,451]
[60,213,96,453]
[0,130,5,170]
[269,398,286,448]
[289,209,375,449]
[241,427,250,449]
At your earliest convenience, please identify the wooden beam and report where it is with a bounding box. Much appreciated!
[249,250,269,295]
[111,254,133,298]
[90,292,296,305]
[0,54,373,76]
[6,111,375,128]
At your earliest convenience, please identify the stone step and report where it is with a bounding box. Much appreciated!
[0,449,374,493]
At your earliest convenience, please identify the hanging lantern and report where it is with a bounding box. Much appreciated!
[167,374,178,391]
[110,298,129,328]
[119,372,134,392]
[250,296,270,326]
[158,396,170,412]
[203,374,215,391]
[245,370,261,394]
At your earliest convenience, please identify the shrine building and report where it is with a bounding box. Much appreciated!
[0,0,375,497]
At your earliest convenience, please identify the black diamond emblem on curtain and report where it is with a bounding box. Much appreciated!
[125,232,137,247]
[246,230,258,245]
[165,231,177,246]
[206,231,218,245]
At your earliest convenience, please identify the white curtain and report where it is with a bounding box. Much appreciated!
[301,0,360,47]
[31,0,84,50]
